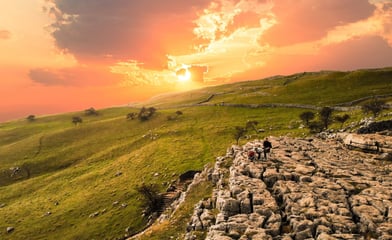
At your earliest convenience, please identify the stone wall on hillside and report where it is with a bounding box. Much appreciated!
[185,136,392,240]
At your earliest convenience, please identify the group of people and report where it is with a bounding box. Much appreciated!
[248,138,272,161]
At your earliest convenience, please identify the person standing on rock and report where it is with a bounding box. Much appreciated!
[263,138,272,160]
[255,145,263,160]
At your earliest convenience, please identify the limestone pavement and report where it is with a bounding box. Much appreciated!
[185,135,392,240]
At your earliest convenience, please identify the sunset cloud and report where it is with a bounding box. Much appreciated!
[262,0,375,46]
[29,66,122,86]
[0,30,11,40]
[44,0,210,67]
[1,0,392,122]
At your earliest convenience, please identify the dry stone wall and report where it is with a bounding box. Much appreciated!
[185,136,392,240]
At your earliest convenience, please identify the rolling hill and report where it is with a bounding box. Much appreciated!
[0,67,391,239]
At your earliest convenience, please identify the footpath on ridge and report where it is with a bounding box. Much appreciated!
[185,135,392,240]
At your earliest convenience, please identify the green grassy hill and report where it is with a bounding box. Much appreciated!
[0,67,391,239]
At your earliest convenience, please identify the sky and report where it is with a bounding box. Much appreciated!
[1,0,392,122]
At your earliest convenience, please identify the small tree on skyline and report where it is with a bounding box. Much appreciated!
[85,107,98,116]
[26,115,36,122]
[72,116,83,125]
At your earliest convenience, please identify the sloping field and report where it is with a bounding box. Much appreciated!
[0,67,391,239]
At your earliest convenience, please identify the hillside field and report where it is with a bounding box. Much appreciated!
[0,68,391,239]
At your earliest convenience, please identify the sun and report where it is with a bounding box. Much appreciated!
[177,68,191,82]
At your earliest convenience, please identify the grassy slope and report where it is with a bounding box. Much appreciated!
[0,68,391,239]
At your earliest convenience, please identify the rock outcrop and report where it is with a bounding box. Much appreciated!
[185,136,392,240]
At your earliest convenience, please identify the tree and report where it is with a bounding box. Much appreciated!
[299,111,315,126]
[320,107,333,130]
[334,114,350,128]
[26,115,36,122]
[308,121,324,133]
[135,184,163,217]
[138,107,157,121]
[126,112,137,120]
[361,98,386,118]
[72,116,83,125]
[234,126,247,145]
[246,120,259,134]
[175,110,183,116]
[85,107,98,116]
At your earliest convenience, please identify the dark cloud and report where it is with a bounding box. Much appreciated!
[262,0,375,46]
[0,30,11,40]
[46,0,211,67]
[28,67,122,86]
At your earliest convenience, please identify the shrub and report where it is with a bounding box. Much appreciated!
[320,107,334,130]
[299,111,315,126]
[136,184,163,217]
[72,116,83,125]
[85,107,98,116]
[361,98,386,118]
[26,115,36,122]
[334,114,350,128]
[308,121,324,133]
[126,112,137,120]
[234,126,247,145]
[138,107,157,121]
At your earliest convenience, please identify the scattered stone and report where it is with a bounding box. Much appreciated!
[6,227,14,233]
[115,171,123,177]
[0,203,5,208]
[89,212,99,218]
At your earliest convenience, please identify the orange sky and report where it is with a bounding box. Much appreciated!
[1,0,392,122]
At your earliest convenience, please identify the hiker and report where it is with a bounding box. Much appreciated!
[248,150,256,161]
[263,138,272,160]
[255,145,263,160]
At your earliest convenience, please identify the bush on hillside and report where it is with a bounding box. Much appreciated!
[246,120,259,134]
[234,126,247,145]
[136,184,163,217]
[335,114,350,128]
[361,98,387,118]
[126,112,137,120]
[26,115,36,122]
[85,107,99,116]
[72,116,83,125]
[138,107,157,121]
[299,111,315,126]
[308,121,324,133]
[320,107,334,130]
